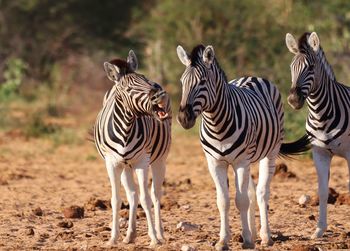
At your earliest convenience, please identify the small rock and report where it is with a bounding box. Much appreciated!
[176,222,199,232]
[311,187,339,206]
[275,163,288,174]
[32,207,43,216]
[119,217,128,228]
[308,215,316,221]
[25,228,34,236]
[336,193,350,206]
[181,244,196,251]
[274,163,297,179]
[182,204,191,210]
[57,220,74,229]
[299,194,311,207]
[85,198,110,211]
[63,206,84,219]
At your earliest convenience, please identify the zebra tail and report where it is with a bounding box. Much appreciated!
[279,134,311,158]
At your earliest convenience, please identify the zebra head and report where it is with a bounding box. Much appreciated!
[103,50,170,121]
[176,44,217,129]
[286,32,320,110]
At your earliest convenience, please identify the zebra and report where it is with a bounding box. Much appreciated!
[94,50,171,247]
[176,44,310,250]
[285,31,350,239]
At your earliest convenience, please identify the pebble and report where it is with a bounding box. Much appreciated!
[298,194,311,206]
[176,221,199,232]
[181,244,197,251]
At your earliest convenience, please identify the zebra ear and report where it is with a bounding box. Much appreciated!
[127,50,138,72]
[104,62,120,82]
[177,45,191,66]
[285,33,299,54]
[308,32,320,52]
[203,45,215,67]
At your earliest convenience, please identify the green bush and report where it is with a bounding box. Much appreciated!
[0,58,27,101]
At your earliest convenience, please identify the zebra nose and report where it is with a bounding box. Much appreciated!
[177,104,196,129]
[288,87,304,110]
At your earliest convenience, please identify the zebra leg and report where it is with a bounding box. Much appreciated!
[234,161,255,249]
[121,166,138,244]
[150,159,166,242]
[311,147,332,239]
[248,175,257,243]
[206,156,230,251]
[105,156,123,246]
[346,153,350,193]
[134,160,160,247]
[256,155,276,247]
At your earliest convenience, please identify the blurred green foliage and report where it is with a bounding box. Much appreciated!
[0,0,349,141]
[0,58,27,101]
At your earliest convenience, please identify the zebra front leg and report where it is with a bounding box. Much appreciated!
[105,156,123,246]
[256,155,276,247]
[248,175,257,243]
[234,161,255,249]
[206,156,230,251]
[134,160,160,247]
[311,147,332,239]
[121,166,138,244]
[151,160,166,242]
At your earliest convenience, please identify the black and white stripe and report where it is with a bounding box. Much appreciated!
[286,32,350,239]
[176,44,309,250]
[94,50,171,246]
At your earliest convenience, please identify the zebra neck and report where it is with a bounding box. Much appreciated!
[307,48,338,122]
[202,80,235,128]
[314,48,336,87]
[113,95,136,132]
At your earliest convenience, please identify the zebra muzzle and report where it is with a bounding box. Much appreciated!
[150,89,169,121]
[177,104,196,129]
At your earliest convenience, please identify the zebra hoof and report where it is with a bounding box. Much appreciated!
[149,238,161,248]
[311,227,325,239]
[242,241,255,249]
[261,238,274,247]
[107,237,118,246]
[215,240,229,251]
[123,231,136,244]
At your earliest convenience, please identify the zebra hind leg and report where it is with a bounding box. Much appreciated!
[134,160,160,247]
[346,152,350,193]
[151,160,166,242]
[105,156,123,246]
[311,147,332,239]
[121,166,138,244]
[234,160,255,249]
[256,154,276,247]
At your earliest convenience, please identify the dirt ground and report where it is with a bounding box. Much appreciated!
[0,123,350,251]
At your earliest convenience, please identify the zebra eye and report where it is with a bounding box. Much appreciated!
[308,64,314,71]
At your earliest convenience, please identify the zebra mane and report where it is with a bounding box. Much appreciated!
[190,44,206,66]
[298,32,336,82]
[109,58,133,75]
[189,44,228,83]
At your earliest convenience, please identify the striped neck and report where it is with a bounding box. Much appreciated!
[202,66,233,124]
[113,90,136,133]
[313,48,336,90]
[307,48,337,128]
